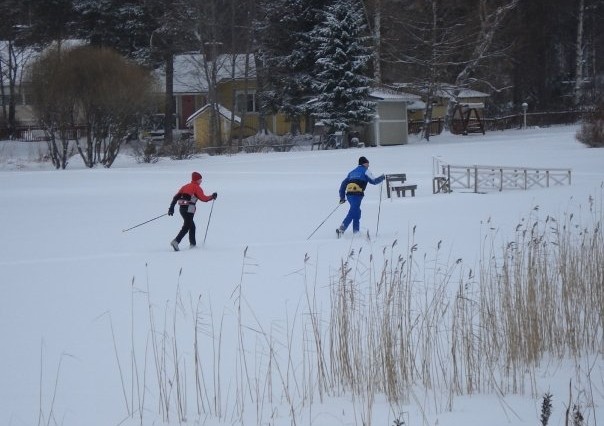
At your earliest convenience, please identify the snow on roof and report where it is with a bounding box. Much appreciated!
[446,88,489,98]
[460,102,485,109]
[157,53,257,94]
[186,103,241,126]
[43,39,88,52]
[389,83,490,99]
[369,89,421,102]
[407,100,426,110]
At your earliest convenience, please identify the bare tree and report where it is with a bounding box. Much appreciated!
[362,0,383,84]
[445,0,519,122]
[29,46,155,168]
[0,0,33,137]
[187,0,258,150]
[28,48,76,169]
[0,40,25,136]
[574,0,586,106]
[382,0,517,140]
[384,0,470,140]
[144,0,198,146]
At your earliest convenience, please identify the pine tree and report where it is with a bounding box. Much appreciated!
[256,0,327,133]
[309,0,375,132]
[21,0,75,49]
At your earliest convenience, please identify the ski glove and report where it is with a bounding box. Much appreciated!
[339,199,346,204]
[212,192,218,200]
[168,207,174,216]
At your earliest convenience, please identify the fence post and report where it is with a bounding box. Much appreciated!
[524,169,528,190]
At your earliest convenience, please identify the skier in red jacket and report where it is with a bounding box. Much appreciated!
[168,171,217,251]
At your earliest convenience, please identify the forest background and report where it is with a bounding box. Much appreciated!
[1,0,603,142]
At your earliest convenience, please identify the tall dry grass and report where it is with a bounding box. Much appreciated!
[108,195,602,425]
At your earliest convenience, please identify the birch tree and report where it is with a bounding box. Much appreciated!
[361,0,383,84]
[445,0,519,123]
[382,0,517,139]
[383,0,470,140]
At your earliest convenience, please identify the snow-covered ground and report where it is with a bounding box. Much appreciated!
[1,125,602,426]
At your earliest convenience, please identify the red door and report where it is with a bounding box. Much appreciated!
[180,95,196,129]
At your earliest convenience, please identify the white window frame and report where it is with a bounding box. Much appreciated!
[235,90,257,113]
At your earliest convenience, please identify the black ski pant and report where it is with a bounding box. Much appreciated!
[175,207,197,245]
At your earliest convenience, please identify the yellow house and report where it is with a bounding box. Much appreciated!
[185,104,241,147]
[158,52,303,144]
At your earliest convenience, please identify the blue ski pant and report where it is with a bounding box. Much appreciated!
[341,194,363,232]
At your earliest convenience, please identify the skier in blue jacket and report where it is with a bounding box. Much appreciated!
[337,156,385,237]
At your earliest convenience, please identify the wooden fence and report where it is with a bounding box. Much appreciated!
[409,110,590,135]
[1,110,591,142]
[0,126,87,142]
[436,163,572,193]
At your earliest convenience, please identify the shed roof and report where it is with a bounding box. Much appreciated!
[389,83,490,99]
[369,88,421,102]
[186,104,241,126]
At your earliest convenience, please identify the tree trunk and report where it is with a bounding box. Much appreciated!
[0,50,6,129]
[446,0,519,127]
[164,52,174,145]
[7,40,17,138]
[573,0,585,106]
[373,0,382,84]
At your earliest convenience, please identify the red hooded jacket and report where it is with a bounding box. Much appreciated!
[170,180,213,210]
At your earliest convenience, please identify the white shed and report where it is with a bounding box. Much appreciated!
[366,90,416,146]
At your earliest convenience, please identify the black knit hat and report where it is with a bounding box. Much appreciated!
[358,156,369,165]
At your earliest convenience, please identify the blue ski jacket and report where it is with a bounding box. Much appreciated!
[339,165,385,200]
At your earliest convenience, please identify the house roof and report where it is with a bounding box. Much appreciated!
[389,83,490,99]
[369,88,421,102]
[157,53,257,94]
[186,103,241,126]
[441,88,489,98]
[407,100,426,110]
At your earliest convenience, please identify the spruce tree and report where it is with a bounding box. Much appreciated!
[256,0,327,133]
[309,0,375,132]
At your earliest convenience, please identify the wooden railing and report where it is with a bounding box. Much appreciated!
[438,163,572,193]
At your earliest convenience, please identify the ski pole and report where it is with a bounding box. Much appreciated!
[122,213,168,232]
[307,203,342,240]
[203,200,215,245]
[376,181,383,237]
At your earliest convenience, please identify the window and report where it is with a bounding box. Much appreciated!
[0,88,29,105]
[235,91,257,113]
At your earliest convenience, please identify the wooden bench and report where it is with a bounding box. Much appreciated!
[385,174,417,198]
[393,184,417,197]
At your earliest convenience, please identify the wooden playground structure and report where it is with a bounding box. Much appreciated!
[450,103,486,135]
